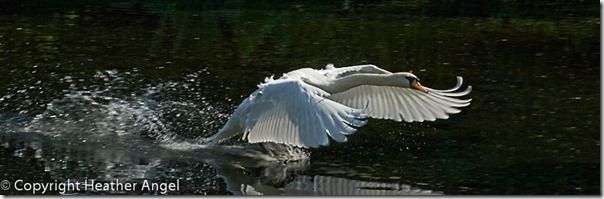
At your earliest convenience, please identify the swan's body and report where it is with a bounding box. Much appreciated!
[206,64,472,148]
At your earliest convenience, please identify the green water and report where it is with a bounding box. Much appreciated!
[0,0,600,195]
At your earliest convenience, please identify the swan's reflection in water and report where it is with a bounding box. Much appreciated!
[1,131,441,195]
[228,165,441,195]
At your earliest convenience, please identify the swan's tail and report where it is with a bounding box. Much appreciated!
[201,115,242,145]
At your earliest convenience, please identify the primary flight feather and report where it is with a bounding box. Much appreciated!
[205,64,472,148]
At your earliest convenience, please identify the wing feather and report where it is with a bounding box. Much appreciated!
[423,93,461,114]
[328,78,471,123]
[408,92,434,121]
[407,90,435,121]
[242,79,367,148]
[387,90,402,122]
[387,90,401,121]
[410,90,447,120]
[394,90,413,122]
[428,91,471,106]
[375,89,385,117]
[401,89,424,122]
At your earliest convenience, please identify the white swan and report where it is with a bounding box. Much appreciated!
[205,64,471,148]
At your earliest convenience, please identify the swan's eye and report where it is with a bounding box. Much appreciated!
[405,76,418,83]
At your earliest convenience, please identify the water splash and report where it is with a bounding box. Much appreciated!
[10,69,230,145]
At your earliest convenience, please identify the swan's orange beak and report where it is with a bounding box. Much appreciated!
[411,80,428,93]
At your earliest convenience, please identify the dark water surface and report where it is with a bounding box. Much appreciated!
[0,0,600,195]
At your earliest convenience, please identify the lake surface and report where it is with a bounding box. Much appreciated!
[0,0,600,195]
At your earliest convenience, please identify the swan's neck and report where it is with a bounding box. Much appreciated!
[319,74,404,93]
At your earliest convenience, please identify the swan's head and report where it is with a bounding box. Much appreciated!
[395,72,428,93]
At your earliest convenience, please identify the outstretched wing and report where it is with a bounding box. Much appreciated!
[241,79,368,148]
[328,77,471,122]
[323,64,392,79]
